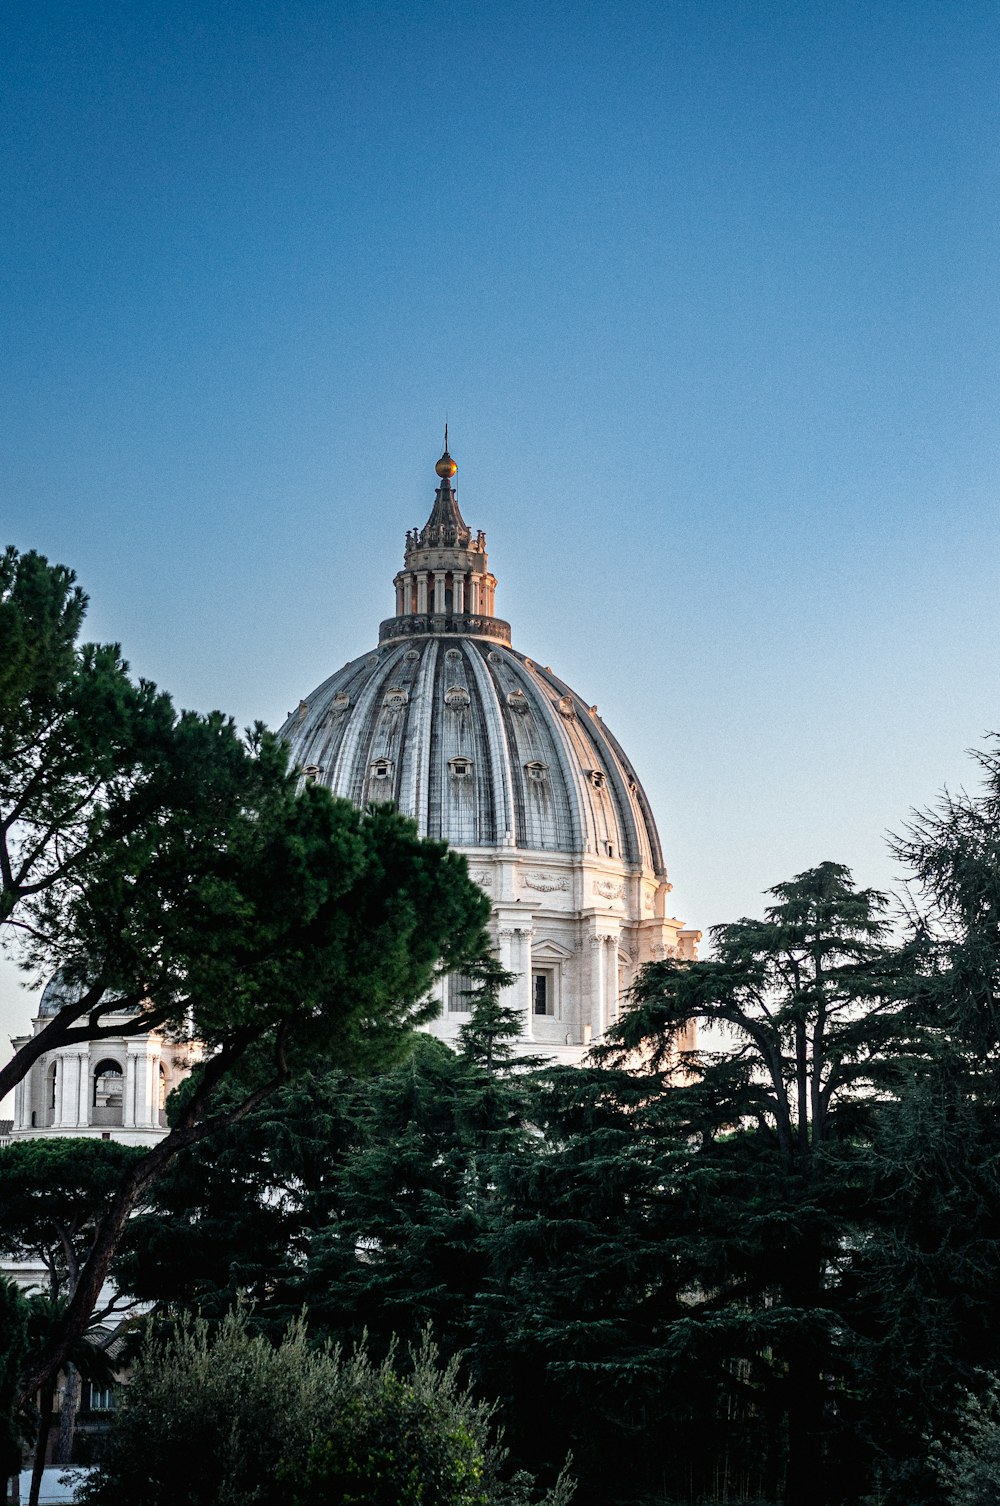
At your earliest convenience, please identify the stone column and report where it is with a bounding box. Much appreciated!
[53,1054,72,1128]
[589,934,606,1039]
[416,573,429,615]
[497,927,519,1020]
[453,574,465,614]
[132,1049,156,1128]
[123,1053,137,1128]
[76,1050,90,1127]
[51,1054,65,1126]
[433,572,447,613]
[516,927,535,1040]
[469,574,480,614]
[605,939,621,1028]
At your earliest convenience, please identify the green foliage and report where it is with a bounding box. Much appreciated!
[583,864,923,1504]
[76,1308,571,1506]
[927,1379,1000,1506]
[455,956,525,1075]
[930,1376,1000,1506]
[118,1014,538,1355]
[0,545,176,944]
[280,1354,490,1506]
[1,546,494,1430]
[0,1278,28,1479]
[0,1138,145,1295]
[1,545,493,1101]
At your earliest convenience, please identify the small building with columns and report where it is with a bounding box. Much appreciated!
[9,975,197,1146]
[281,436,699,1063]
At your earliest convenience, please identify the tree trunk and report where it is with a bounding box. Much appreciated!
[54,1364,78,1466]
[28,1378,54,1506]
[14,1040,284,1413]
[783,1225,825,1506]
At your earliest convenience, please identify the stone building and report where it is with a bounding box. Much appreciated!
[8,975,197,1146]
[281,436,698,1063]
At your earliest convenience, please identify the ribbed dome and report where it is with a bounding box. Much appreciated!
[281,637,666,875]
[277,439,695,1067]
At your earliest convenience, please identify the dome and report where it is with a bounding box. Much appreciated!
[279,439,697,1061]
[38,972,86,1017]
[283,639,665,873]
[38,972,129,1018]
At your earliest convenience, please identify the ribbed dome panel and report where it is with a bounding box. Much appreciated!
[281,637,667,877]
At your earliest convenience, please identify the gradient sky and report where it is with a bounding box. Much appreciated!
[2,0,999,1061]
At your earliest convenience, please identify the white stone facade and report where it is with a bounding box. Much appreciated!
[9,981,197,1146]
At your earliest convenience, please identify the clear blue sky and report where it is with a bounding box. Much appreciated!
[2,0,999,1052]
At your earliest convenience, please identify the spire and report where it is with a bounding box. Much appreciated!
[422,433,469,547]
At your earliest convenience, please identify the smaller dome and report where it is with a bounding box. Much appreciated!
[39,972,86,1017]
[435,450,457,479]
[38,971,130,1017]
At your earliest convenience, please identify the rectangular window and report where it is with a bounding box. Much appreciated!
[448,974,475,1013]
[84,1383,116,1412]
[533,971,553,1016]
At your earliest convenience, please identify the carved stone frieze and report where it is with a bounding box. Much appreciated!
[595,879,625,900]
[520,871,569,893]
[378,614,512,646]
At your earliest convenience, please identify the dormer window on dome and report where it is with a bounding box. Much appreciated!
[448,757,473,779]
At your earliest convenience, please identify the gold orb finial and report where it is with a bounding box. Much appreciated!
[435,421,457,479]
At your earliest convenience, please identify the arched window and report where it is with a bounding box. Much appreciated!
[93,1059,124,1125]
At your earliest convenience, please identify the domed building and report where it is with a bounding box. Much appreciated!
[281,437,699,1063]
